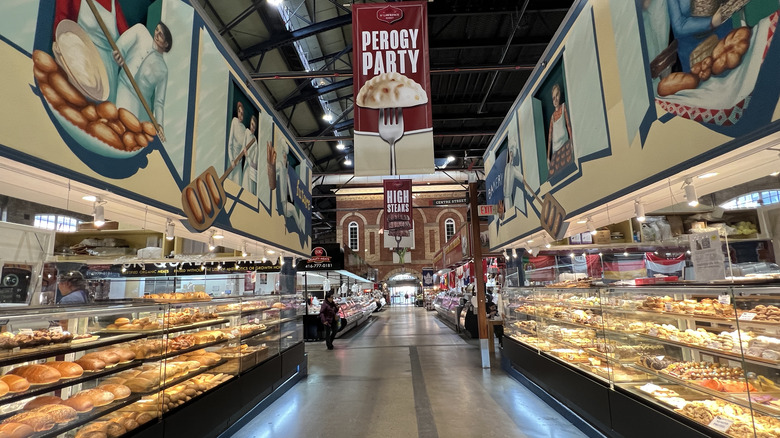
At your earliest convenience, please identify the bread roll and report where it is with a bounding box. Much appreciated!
[0,422,34,438]
[75,389,115,407]
[103,348,135,362]
[136,371,161,383]
[121,131,137,150]
[0,375,29,393]
[75,358,106,371]
[76,421,107,435]
[39,83,65,107]
[8,365,61,384]
[96,102,118,120]
[61,395,94,413]
[98,384,131,400]
[105,422,126,438]
[118,108,141,133]
[184,187,204,224]
[57,105,89,129]
[23,395,62,410]
[657,72,699,97]
[0,380,8,397]
[1,412,55,432]
[32,50,59,73]
[82,351,120,365]
[134,132,148,149]
[81,104,99,122]
[134,412,153,425]
[48,72,86,108]
[197,179,213,215]
[114,318,130,326]
[123,419,139,431]
[123,377,155,393]
[31,404,77,423]
[86,121,122,149]
[141,121,157,137]
[76,431,107,438]
[44,361,83,378]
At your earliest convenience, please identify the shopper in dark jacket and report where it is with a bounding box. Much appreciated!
[320,292,340,350]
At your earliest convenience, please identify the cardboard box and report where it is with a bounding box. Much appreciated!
[593,230,611,245]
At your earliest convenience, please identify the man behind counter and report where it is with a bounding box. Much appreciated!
[57,271,90,305]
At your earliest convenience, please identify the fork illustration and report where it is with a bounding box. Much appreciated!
[378,108,404,175]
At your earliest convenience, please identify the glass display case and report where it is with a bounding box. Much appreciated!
[0,291,303,437]
[502,285,780,438]
[433,292,461,328]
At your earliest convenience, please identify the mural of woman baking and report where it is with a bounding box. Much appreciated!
[546,83,574,178]
[643,0,780,133]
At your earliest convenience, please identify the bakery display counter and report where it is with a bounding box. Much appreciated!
[433,293,461,329]
[502,285,780,438]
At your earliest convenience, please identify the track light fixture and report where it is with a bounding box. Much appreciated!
[635,200,646,222]
[165,219,175,241]
[505,248,511,260]
[208,230,216,251]
[213,230,224,239]
[684,178,699,207]
[241,242,248,258]
[512,248,518,258]
[586,218,597,235]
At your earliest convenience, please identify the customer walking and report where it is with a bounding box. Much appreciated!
[320,292,341,350]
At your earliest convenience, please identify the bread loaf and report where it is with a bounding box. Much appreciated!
[103,348,135,362]
[0,422,35,438]
[61,395,94,413]
[2,412,55,432]
[135,412,153,425]
[23,395,62,410]
[657,72,699,97]
[31,404,77,423]
[81,351,120,365]
[76,431,107,438]
[75,358,106,371]
[98,384,131,400]
[75,422,108,438]
[0,380,8,397]
[105,422,126,438]
[0,375,29,393]
[75,389,115,407]
[123,377,155,393]
[8,365,61,384]
[44,361,84,378]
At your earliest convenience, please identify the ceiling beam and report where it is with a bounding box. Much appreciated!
[298,129,496,142]
[274,78,353,111]
[218,0,264,35]
[251,64,535,80]
[430,36,551,51]
[239,15,351,60]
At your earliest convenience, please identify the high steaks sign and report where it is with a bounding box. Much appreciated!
[384,179,413,245]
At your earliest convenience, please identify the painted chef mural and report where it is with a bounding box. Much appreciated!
[484,0,780,251]
[0,0,311,254]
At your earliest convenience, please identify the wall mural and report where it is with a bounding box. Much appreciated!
[0,0,311,254]
[485,0,780,250]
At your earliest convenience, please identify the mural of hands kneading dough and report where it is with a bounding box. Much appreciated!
[355,72,428,175]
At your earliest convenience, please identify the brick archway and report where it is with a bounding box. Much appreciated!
[382,268,422,283]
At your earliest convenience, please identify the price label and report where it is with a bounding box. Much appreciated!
[48,326,63,334]
[739,312,756,321]
[718,294,731,305]
[648,328,659,337]
[708,416,734,433]
[664,303,672,312]
[18,328,33,336]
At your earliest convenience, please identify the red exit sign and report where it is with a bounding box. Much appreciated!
[478,205,496,216]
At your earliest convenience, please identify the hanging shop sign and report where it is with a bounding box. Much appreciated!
[296,244,344,271]
[422,268,435,287]
[383,179,413,247]
[119,261,280,277]
[352,1,433,176]
[0,1,311,256]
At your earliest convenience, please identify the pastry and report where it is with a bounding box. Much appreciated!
[98,384,131,400]
[44,361,84,378]
[23,395,63,410]
[711,27,751,75]
[31,404,77,423]
[657,72,699,96]
[1,412,55,432]
[356,72,428,109]
[7,364,61,384]
[75,389,115,407]
[0,375,30,393]
[61,395,94,413]
[0,422,34,438]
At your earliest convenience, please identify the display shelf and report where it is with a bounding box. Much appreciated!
[160,375,235,418]
[144,338,232,362]
[95,318,230,337]
[0,333,145,368]
[634,333,780,367]
[0,360,142,405]
[147,358,230,396]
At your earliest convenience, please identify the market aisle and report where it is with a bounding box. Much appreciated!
[229,305,588,438]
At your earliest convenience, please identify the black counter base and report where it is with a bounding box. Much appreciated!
[502,338,713,438]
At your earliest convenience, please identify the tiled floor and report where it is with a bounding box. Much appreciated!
[230,305,588,438]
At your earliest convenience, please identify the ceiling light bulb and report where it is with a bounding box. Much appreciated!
[165,219,175,240]
[322,113,333,122]
[82,195,97,202]
[213,230,224,239]
[262,256,267,263]
[512,248,517,258]
[241,243,248,257]
[336,142,345,150]
[576,219,588,224]
[771,172,780,177]
[698,172,718,179]
[344,157,352,165]
[93,204,105,227]
[684,179,699,207]
[280,256,284,265]
[267,249,275,254]
[505,248,511,260]
[623,251,629,256]
[447,156,455,162]
[635,201,646,222]
[570,252,575,258]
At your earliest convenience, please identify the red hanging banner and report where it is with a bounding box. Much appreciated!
[352,1,433,176]
[383,179,413,243]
